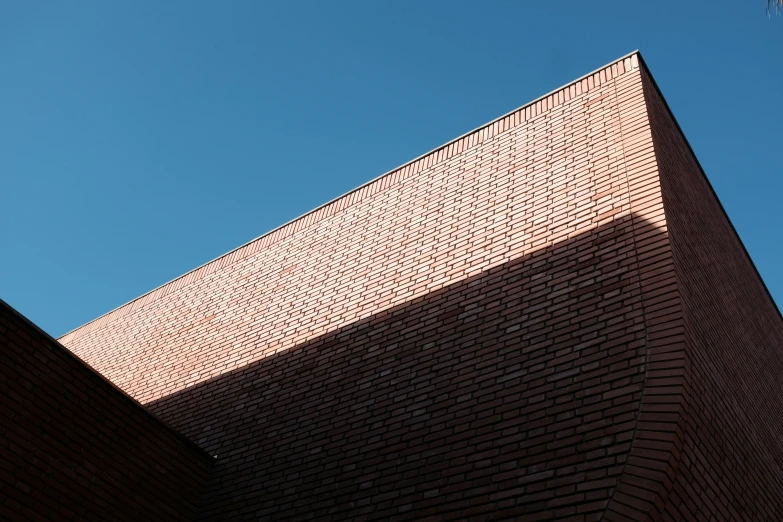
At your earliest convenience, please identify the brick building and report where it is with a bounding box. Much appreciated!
[3,51,783,521]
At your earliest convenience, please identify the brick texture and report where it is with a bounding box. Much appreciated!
[0,300,214,521]
[148,211,657,520]
[36,51,782,520]
[643,66,783,521]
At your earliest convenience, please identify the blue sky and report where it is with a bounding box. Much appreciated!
[2,1,781,337]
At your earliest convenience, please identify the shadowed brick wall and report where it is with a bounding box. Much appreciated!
[643,67,783,521]
[0,300,213,522]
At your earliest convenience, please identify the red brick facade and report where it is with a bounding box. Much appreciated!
[3,52,781,520]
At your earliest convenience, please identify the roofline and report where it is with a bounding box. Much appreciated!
[59,50,641,340]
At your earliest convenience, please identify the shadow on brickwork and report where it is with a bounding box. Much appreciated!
[147,213,663,522]
[0,303,213,522]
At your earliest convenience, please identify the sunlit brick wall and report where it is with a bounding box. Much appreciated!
[61,56,649,407]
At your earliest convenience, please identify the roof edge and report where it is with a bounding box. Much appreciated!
[59,50,641,341]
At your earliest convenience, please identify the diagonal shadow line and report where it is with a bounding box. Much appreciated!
[146,212,666,521]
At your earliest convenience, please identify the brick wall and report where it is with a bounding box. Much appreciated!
[48,52,783,520]
[56,50,681,520]
[643,66,783,521]
[0,299,213,521]
[55,53,686,520]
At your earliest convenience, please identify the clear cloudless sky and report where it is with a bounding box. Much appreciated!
[1,1,781,337]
